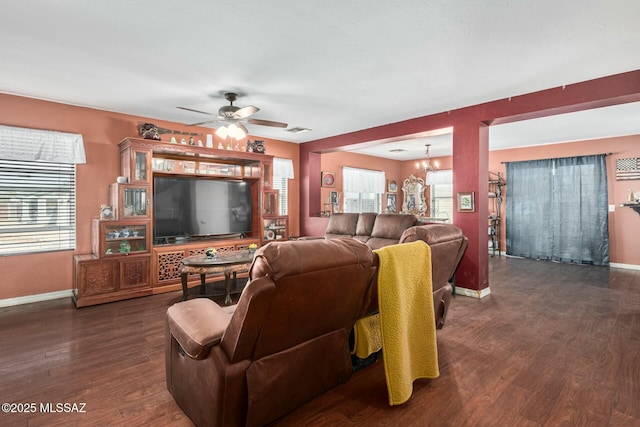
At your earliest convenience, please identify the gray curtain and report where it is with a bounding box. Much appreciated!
[505,154,609,265]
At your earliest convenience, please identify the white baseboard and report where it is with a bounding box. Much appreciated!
[610,262,640,271]
[0,290,72,308]
[455,286,491,299]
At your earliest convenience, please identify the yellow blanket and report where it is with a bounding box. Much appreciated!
[352,312,382,359]
[374,240,439,406]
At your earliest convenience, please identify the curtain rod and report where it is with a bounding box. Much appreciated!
[500,152,612,164]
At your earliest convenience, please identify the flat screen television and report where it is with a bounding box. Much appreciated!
[153,176,252,241]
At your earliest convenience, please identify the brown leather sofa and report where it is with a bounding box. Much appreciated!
[166,238,377,427]
[322,213,468,328]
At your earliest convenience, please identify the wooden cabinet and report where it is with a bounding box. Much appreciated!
[73,254,151,307]
[92,219,151,257]
[75,219,152,307]
[263,189,280,216]
[110,183,150,219]
[120,142,152,184]
[76,137,292,306]
[263,216,288,241]
[262,160,273,189]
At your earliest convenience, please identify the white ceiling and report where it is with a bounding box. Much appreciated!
[1,1,639,160]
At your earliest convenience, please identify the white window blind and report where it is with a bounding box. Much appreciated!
[0,160,76,255]
[426,169,452,185]
[0,125,86,164]
[0,125,83,255]
[343,167,385,193]
[273,158,294,179]
[342,167,385,213]
[272,177,288,215]
[273,158,294,216]
[428,170,453,221]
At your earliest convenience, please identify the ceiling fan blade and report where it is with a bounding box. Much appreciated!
[237,123,249,134]
[247,118,288,128]
[177,106,216,115]
[187,119,218,126]
[233,105,259,119]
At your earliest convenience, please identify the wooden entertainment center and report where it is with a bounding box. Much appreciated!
[73,137,288,307]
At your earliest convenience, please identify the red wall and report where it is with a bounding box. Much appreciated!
[0,93,300,300]
[300,70,640,293]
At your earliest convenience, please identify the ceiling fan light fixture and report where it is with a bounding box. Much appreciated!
[216,123,247,141]
[215,125,229,139]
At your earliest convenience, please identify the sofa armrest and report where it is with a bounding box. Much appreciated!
[400,223,464,245]
[167,298,233,360]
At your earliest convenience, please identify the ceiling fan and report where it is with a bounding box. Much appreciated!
[177,92,288,139]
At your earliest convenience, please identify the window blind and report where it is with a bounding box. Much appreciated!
[0,125,86,164]
[0,160,76,255]
[342,167,385,193]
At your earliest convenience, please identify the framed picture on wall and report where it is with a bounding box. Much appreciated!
[330,191,338,204]
[457,192,475,212]
[387,180,397,192]
[386,193,397,213]
[321,171,336,187]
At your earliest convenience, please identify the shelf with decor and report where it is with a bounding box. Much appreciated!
[92,218,151,257]
[488,171,505,257]
[263,216,288,241]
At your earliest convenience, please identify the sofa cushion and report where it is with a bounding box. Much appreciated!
[324,213,359,238]
[355,213,377,237]
[370,214,417,240]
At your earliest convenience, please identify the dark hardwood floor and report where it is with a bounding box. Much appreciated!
[1,257,639,426]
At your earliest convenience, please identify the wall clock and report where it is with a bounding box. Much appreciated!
[321,171,336,187]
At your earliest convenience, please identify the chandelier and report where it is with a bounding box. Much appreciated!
[215,122,248,141]
[415,144,439,174]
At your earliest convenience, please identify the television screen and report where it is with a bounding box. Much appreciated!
[153,176,252,240]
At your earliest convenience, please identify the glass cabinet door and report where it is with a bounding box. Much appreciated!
[92,219,151,258]
[110,184,150,219]
[103,222,149,256]
[263,189,280,216]
[263,161,272,188]
[133,150,150,182]
[123,186,148,217]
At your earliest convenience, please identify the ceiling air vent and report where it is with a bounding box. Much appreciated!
[286,127,312,134]
[389,148,407,153]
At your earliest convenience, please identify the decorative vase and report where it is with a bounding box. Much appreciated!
[205,248,217,259]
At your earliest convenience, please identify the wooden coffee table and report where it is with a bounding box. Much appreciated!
[181,251,254,305]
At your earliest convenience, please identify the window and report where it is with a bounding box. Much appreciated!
[0,125,85,256]
[272,158,294,216]
[427,170,453,221]
[344,191,381,213]
[430,184,453,221]
[272,177,288,215]
[342,167,385,213]
[0,160,76,255]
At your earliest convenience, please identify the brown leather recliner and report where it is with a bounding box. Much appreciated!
[399,224,468,328]
[166,238,377,427]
